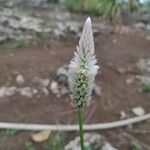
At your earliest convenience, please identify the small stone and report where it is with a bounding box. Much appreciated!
[66,21,80,34]
[53,29,64,37]
[0,36,8,43]
[113,39,117,43]
[18,87,32,98]
[9,52,15,57]
[102,143,117,150]
[50,81,59,94]
[57,66,68,77]
[40,79,50,87]
[146,24,150,31]
[117,68,126,74]
[134,22,145,29]
[32,89,38,94]
[42,87,49,96]
[136,75,150,85]
[132,107,145,116]
[16,74,25,84]
[146,36,150,40]
[0,87,16,98]
[126,77,135,84]
[137,58,150,75]
[64,133,117,150]
[120,111,127,120]
[34,77,50,87]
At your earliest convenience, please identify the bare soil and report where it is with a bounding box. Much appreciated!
[0,31,149,150]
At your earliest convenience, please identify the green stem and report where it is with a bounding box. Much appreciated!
[78,110,84,150]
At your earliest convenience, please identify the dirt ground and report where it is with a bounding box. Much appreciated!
[0,30,149,149]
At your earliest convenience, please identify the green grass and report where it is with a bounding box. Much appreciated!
[0,129,18,141]
[47,0,58,3]
[0,40,30,49]
[44,131,66,150]
[65,0,139,20]
[142,84,150,92]
[14,108,27,121]
[84,0,103,16]
[24,141,35,150]
[129,140,141,150]
[65,0,79,12]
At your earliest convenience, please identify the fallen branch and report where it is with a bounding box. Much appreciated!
[0,114,149,131]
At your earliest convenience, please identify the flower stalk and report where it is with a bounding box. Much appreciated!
[78,110,84,150]
[68,17,99,150]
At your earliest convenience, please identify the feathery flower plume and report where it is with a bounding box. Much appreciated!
[68,17,99,111]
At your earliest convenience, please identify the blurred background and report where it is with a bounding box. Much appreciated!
[0,0,149,149]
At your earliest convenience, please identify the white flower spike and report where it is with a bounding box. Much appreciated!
[68,17,99,111]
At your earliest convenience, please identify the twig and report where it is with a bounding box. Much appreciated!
[0,113,149,131]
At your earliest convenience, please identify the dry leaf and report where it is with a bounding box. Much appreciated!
[31,130,51,142]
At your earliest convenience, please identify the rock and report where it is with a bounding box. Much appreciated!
[136,75,150,85]
[146,24,150,31]
[146,36,150,40]
[7,15,44,32]
[113,39,117,44]
[34,77,50,87]
[126,77,135,84]
[57,65,68,77]
[8,19,20,29]
[5,1,14,7]
[56,65,68,84]
[40,79,50,87]
[0,16,7,23]
[18,87,32,98]
[115,25,134,35]
[50,80,59,94]
[0,36,8,43]
[120,111,128,120]
[5,0,47,7]
[117,67,126,74]
[16,74,25,85]
[64,133,117,150]
[42,87,49,96]
[55,12,70,21]
[136,58,150,86]
[20,16,43,31]
[10,34,33,41]
[56,22,66,32]
[135,11,150,24]
[134,22,145,29]
[0,86,16,98]
[137,58,150,75]
[132,107,145,116]
[29,0,47,7]
[66,21,81,34]
[102,143,117,150]
[32,89,38,94]
[53,29,64,37]
[0,8,13,16]
[0,25,13,34]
